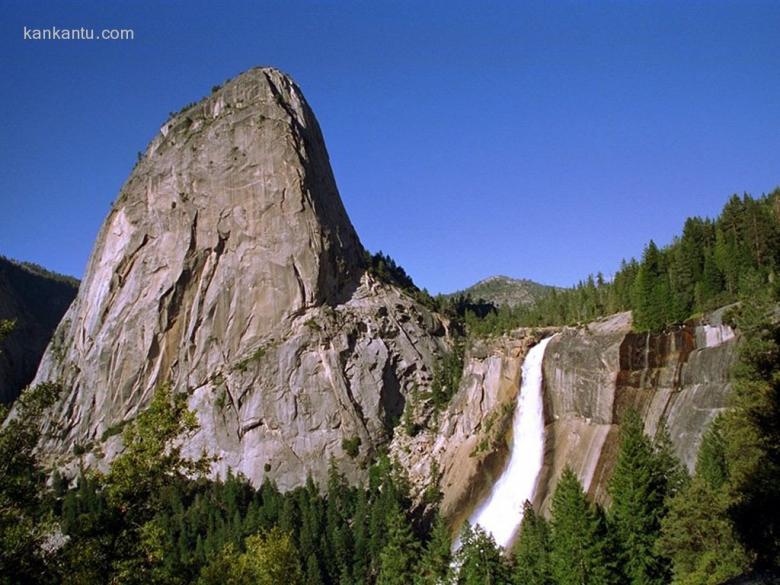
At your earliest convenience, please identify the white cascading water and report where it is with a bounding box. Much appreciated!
[702,324,735,348]
[465,336,554,549]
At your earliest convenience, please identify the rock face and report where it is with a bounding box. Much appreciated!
[32,67,448,489]
[0,258,77,403]
[397,308,738,529]
[538,309,736,512]
[390,330,553,522]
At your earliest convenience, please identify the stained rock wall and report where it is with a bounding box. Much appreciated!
[537,309,736,512]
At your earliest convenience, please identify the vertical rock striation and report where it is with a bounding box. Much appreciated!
[32,67,448,489]
[537,309,737,512]
[399,308,739,530]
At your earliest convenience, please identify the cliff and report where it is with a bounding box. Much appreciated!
[0,258,78,403]
[538,309,736,511]
[395,307,738,527]
[31,67,449,489]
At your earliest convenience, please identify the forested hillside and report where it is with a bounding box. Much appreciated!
[0,257,78,403]
[460,190,779,336]
[449,276,553,308]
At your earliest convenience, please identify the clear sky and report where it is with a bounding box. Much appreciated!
[1,1,778,294]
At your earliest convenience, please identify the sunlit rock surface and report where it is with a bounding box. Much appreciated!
[32,67,448,489]
[538,309,737,512]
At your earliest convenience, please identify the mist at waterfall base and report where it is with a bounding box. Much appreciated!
[465,336,554,549]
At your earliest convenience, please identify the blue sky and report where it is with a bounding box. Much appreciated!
[1,1,778,293]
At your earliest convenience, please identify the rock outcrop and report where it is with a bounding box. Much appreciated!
[537,309,736,511]
[32,67,448,489]
[390,331,552,522]
[0,258,78,403]
[395,308,738,528]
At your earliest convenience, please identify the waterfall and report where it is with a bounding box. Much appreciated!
[701,323,735,348]
[465,336,554,549]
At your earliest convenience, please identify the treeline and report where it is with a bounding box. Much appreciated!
[462,190,780,335]
[0,377,692,585]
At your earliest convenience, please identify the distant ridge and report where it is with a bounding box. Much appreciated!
[449,275,553,308]
[0,256,79,403]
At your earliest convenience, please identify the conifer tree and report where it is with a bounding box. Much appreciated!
[550,468,618,585]
[455,523,511,585]
[608,410,671,584]
[305,552,325,585]
[695,416,729,490]
[722,274,780,568]
[377,503,421,585]
[352,487,370,584]
[657,477,749,583]
[513,501,552,585]
[415,513,452,585]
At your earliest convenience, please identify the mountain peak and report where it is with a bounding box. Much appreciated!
[452,275,552,308]
[31,67,446,489]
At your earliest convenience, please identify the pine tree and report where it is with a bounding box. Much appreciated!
[722,275,780,568]
[657,477,749,583]
[377,504,421,585]
[326,459,353,583]
[352,487,370,584]
[608,410,671,584]
[415,513,452,585]
[513,501,552,585]
[550,468,618,585]
[632,241,670,331]
[695,252,724,310]
[455,523,511,585]
[695,416,729,490]
[305,552,325,585]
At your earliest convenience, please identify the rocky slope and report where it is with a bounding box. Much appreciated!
[31,68,449,489]
[0,257,78,403]
[450,275,552,307]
